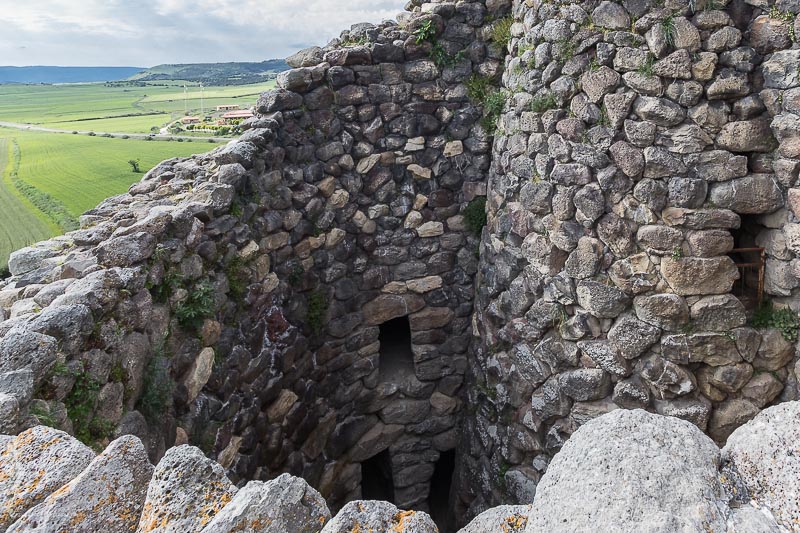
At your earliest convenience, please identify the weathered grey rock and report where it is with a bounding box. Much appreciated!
[321,501,437,533]
[653,396,712,431]
[658,124,712,154]
[752,329,795,371]
[525,409,728,533]
[723,402,800,531]
[257,89,303,113]
[726,506,782,533]
[668,177,707,208]
[610,141,644,178]
[613,377,652,409]
[661,333,742,366]
[762,49,800,89]
[641,355,697,398]
[592,1,631,30]
[136,445,236,533]
[0,328,57,376]
[581,67,620,103]
[634,294,689,331]
[653,50,692,80]
[633,97,686,127]
[577,341,630,377]
[660,257,739,296]
[7,247,60,277]
[201,474,330,533]
[707,69,750,100]
[699,363,753,394]
[458,505,531,532]
[643,146,686,178]
[608,315,660,360]
[95,232,157,267]
[0,395,19,434]
[559,369,611,402]
[0,426,95,532]
[0,370,33,406]
[8,435,153,533]
[709,398,759,442]
[576,281,630,319]
[286,46,325,68]
[772,113,800,158]
[690,295,746,331]
[717,120,777,154]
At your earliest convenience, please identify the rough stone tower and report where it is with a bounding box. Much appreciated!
[1,0,800,531]
[456,0,800,521]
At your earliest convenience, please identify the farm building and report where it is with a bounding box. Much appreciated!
[216,104,240,111]
[219,110,253,124]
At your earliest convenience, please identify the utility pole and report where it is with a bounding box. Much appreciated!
[184,84,188,114]
[200,83,205,116]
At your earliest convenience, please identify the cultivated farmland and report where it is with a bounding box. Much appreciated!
[0,80,273,270]
[0,81,275,134]
[0,128,202,269]
[0,138,58,274]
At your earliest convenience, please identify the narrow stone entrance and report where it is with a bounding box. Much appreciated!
[729,214,768,309]
[428,449,456,533]
[361,450,395,503]
[378,316,415,380]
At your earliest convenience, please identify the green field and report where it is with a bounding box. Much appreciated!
[0,80,276,271]
[0,138,59,272]
[0,127,204,269]
[0,80,275,134]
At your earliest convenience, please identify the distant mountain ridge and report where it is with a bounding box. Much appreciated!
[0,66,145,84]
[129,60,288,85]
[0,60,289,85]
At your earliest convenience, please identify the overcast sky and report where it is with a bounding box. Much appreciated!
[0,0,406,67]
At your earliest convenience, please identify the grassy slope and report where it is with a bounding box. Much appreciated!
[0,138,59,269]
[8,128,202,216]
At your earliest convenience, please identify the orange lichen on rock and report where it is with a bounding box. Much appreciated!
[392,510,418,532]
[502,513,528,531]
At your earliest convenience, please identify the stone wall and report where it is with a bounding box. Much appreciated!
[0,0,509,520]
[3,0,800,530]
[456,0,800,521]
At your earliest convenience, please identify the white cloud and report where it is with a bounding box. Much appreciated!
[0,0,405,66]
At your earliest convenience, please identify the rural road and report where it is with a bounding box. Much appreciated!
[0,121,231,143]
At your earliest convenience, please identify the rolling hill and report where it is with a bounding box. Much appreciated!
[0,66,145,84]
[129,60,288,85]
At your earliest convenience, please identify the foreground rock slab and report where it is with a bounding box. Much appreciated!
[136,445,236,533]
[200,473,330,533]
[525,409,729,532]
[320,501,437,533]
[7,435,153,533]
[0,426,95,532]
[458,505,531,532]
[723,402,800,531]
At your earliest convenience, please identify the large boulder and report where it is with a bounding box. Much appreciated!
[525,409,729,532]
[200,474,330,533]
[723,402,800,531]
[458,505,531,532]
[321,501,437,533]
[7,435,153,533]
[0,426,95,532]
[136,445,236,533]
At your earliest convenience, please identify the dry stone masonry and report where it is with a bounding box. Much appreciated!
[460,0,800,520]
[0,0,800,531]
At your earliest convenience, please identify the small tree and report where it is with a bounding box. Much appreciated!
[128,159,141,173]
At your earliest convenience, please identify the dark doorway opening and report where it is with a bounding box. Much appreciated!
[379,316,415,380]
[361,450,395,503]
[729,215,767,310]
[428,450,456,533]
